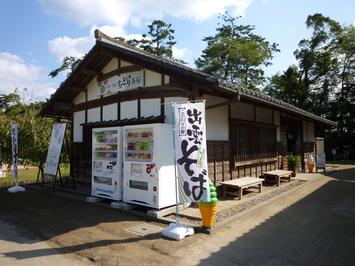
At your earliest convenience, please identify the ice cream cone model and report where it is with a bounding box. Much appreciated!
[307,154,315,173]
[199,180,218,233]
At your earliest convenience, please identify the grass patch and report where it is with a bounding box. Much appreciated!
[0,164,70,184]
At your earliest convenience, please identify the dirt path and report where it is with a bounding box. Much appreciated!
[0,164,354,265]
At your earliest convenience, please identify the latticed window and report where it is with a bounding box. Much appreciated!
[231,121,277,162]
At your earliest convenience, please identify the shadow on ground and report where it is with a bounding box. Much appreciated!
[198,166,355,265]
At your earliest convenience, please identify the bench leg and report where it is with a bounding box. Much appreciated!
[223,186,227,197]
[239,188,243,200]
[259,183,262,193]
[277,176,280,187]
[288,175,291,182]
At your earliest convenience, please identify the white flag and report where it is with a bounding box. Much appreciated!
[11,124,18,178]
[173,101,210,203]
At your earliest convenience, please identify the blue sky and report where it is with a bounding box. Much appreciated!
[0,0,354,102]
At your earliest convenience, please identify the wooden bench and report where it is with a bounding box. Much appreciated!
[221,177,264,200]
[261,170,293,187]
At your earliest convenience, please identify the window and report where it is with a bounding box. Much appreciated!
[231,121,277,162]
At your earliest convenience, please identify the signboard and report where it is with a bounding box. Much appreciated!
[173,101,210,203]
[316,137,326,169]
[98,70,144,96]
[11,124,18,178]
[44,123,67,178]
[316,154,326,168]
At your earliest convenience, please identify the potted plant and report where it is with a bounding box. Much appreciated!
[287,154,299,177]
[198,180,218,234]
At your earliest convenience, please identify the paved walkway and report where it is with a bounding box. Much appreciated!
[0,221,87,266]
[175,164,355,265]
[0,164,354,265]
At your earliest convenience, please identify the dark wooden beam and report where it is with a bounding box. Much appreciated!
[97,65,143,82]
[73,85,192,112]
[82,68,99,76]
[69,86,86,92]
[53,102,73,112]
[206,99,239,110]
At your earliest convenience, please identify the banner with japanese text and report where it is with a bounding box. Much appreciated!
[44,123,67,177]
[173,101,210,203]
[11,124,18,178]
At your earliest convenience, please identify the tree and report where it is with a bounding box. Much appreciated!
[0,93,21,112]
[0,93,58,168]
[49,56,82,78]
[265,13,354,159]
[264,65,309,110]
[128,19,184,62]
[196,12,279,90]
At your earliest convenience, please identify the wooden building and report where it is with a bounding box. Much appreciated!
[41,30,336,186]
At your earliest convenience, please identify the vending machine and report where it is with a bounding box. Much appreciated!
[92,127,123,200]
[123,123,176,209]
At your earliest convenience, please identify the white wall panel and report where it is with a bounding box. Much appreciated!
[103,103,118,121]
[141,98,160,117]
[87,78,99,101]
[87,107,100,122]
[102,58,118,74]
[73,91,85,105]
[145,70,161,87]
[73,111,85,142]
[121,100,138,119]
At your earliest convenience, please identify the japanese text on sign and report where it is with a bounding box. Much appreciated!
[174,101,210,203]
[98,71,144,96]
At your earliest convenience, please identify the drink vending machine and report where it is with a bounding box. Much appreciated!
[123,123,176,209]
[92,127,123,200]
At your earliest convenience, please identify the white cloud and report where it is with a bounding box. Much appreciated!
[39,0,253,26]
[48,25,144,62]
[172,46,189,60]
[0,52,55,101]
[43,0,253,64]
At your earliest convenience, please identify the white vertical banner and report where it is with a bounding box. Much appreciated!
[11,124,18,178]
[173,101,210,203]
[44,123,67,176]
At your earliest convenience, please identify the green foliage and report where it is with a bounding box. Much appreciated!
[0,93,21,112]
[0,93,61,167]
[287,154,299,171]
[265,13,355,159]
[49,56,82,78]
[196,12,279,90]
[128,19,184,62]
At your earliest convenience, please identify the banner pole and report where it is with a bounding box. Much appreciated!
[171,102,180,224]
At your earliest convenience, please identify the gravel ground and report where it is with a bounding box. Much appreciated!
[166,180,306,226]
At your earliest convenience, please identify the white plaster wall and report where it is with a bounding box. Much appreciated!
[102,58,118,73]
[87,107,100,122]
[73,111,85,142]
[103,103,118,121]
[206,105,229,141]
[164,97,188,124]
[307,121,315,142]
[121,100,138,119]
[277,127,281,141]
[73,91,85,105]
[274,110,280,125]
[141,98,160,117]
[164,75,170,84]
[230,102,254,121]
[87,78,99,101]
[255,106,273,124]
[121,60,133,67]
[145,70,161,87]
